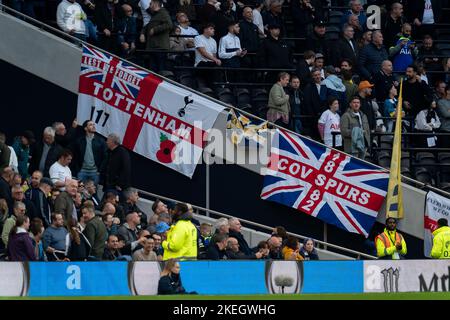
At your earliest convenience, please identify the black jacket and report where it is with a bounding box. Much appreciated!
[382,14,406,49]
[306,32,331,63]
[296,60,312,87]
[28,188,52,228]
[72,134,107,176]
[303,82,327,116]
[358,43,389,80]
[262,11,286,37]
[239,19,260,53]
[228,229,252,256]
[334,37,358,68]
[94,0,122,33]
[258,35,292,69]
[0,177,12,209]
[402,79,433,117]
[205,243,228,260]
[372,70,396,102]
[359,95,377,131]
[28,141,63,177]
[158,273,186,295]
[102,145,131,190]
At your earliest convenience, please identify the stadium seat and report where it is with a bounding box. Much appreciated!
[377,151,391,168]
[238,103,253,112]
[159,70,175,80]
[416,152,437,176]
[401,151,411,169]
[199,87,215,98]
[401,167,413,179]
[328,11,344,18]
[438,153,450,183]
[235,88,251,108]
[415,167,433,184]
[178,73,196,89]
[216,87,235,105]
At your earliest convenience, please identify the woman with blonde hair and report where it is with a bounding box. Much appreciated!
[158,259,187,295]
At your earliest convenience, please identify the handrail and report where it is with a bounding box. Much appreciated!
[136,188,377,260]
[2,4,448,222]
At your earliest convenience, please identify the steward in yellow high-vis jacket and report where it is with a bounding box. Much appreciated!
[162,203,197,261]
[431,218,450,259]
[375,217,407,259]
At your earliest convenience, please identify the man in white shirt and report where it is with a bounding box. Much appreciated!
[49,150,73,191]
[139,0,152,26]
[176,12,198,50]
[318,98,342,148]
[252,0,265,37]
[219,21,247,68]
[56,0,87,41]
[194,23,221,88]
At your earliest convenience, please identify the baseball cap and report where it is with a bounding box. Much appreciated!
[315,53,324,59]
[314,19,326,27]
[358,80,374,91]
[156,222,170,233]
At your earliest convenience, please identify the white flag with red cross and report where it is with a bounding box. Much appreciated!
[77,44,224,178]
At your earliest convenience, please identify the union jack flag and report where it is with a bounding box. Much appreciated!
[80,45,149,99]
[261,129,389,237]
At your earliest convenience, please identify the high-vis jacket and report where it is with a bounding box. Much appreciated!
[431,226,450,259]
[375,228,407,259]
[162,217,197,261]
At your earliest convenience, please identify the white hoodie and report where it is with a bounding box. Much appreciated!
[56,0,86,34]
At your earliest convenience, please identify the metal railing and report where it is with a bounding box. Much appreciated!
[136,188,377,260]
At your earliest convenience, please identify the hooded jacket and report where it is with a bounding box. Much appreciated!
[162,212,197,260]
[431,226,450,259]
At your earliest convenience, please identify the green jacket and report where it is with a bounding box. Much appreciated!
[431,226,450,259]
[83,216,107,259]
[268,83,290,115]
[143,8,173,50]
[340,108,370,154]
[12,137,30,179]
[162,217,197,261]
[1,216,16,247]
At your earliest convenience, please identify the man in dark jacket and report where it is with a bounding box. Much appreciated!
[102,133,131,192]
[403,64,433,118]
[140,0,173,72]
[205,233,228,260]
[0,167,13,208]
[418,35,442,86]
[288,76,304,134]
[228,218,253,256]
[82,205,107,259]
[29,177,53,228]
[73,120,106,185]
[303,68,327,137]
[382,2,406,49]
[29,127,63,178]
[0,137,10,172]
[334,24,358,68]
[357,81,377,132]
[117,212,146,253]
[296,50,316,87]
[116,4,137,58]
[358,30,389,80]
[306,20,331,64]
[226,237,262,259]
[372,60,397,103]
[94,0,122,52]
[121,188,148,230]
[262,1,286,37]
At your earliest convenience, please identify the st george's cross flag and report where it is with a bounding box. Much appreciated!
[77,44,224,178]
[261,129,389,237]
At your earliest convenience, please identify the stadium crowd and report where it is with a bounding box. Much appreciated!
[0,122,320,261]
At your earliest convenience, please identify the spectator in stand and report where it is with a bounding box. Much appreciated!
[373,60,397,103]
[313,53,325,80]
[177,0,196,23]
[42,213,68,261]
[252,0,265,36]
[341,0,367,30]
[414,100,441,147]
[226,237,263,259]
[138,0,152,27]
[434,81,447,102]
[162,202,197,260]
[7,215,35,261]
[437,85,450,148]
[205,232,229,260]
[95,0,122,52]
[258,23,293,83]
[1,201,26,248]
[122,188,148,230]
[418,35,442,85]
[238,7,259,75]
[82,179,100,209]
[29,127,63,178]
[210,0,237,42]
[102,212,120,236]
[56,0,87,41]
[430,218,450,259]
[267,72,291,128]
[198,222,212,259]
[28,177,53,228]
[347,13,363,44]
[103,133,131,193]
[438,57,450,84]
[103,234,124,260]
[267,235,282,259]
[228,217,253,256]
[357,29,372,50]
[197,0,220,24]
[25,170,43,201]
[118,212,147,253]
[282,236,304,261]
[375,217,407,259]
[10,184,36,220]
[0,199,8,251]
[29,218,46,261]
[357,80,377,133]
[288,76,304,134]
[194,23,221,88]
[306,20,330,64]
[152,233,164,260]
[218,21,247,69]
[65,217,90,261]
[299,238,319,260]
[139,0,173,71]
[303,68,328,136]
[403,64,433,118]
[318,97,342,149]
[272,226,288,243]
[340,96,370,159]
[53,121,76,149]
[152,199,169,217]
[322,66,347,111]
[342,69,358,104]
[408,0,441,38]
[334,24,358,69]
[0,167,13,208]
[54,179,79,223]
[384,85,402,132]
[358,30,388,81]
[389,23,419,73]
[291,0,320,38]
[49,149,73,191]
[296,50,316,87]
[176,12,198,49]
[158,259,189,294]
[133,237,158,261]
[0,136,10,172]
[263,1,286,37]
[12,131,35,179]
[382,2,406,49]
[116,4,137,58]
[78,0,97,43]
[102,191,126,222]
[213,217,230,238]
[82,204,107,260]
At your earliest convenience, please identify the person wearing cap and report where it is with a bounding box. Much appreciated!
[340,95,370,158]
[12,131,35,179]
[357,80,377,132]
[306,19,330,65]
[162,202,197,260]
[28,177,54,228]
[358,30,388,80]
[156,221,170,235]
[375,217,407,260]
[431,218,450,259]
[313,52,325,80]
